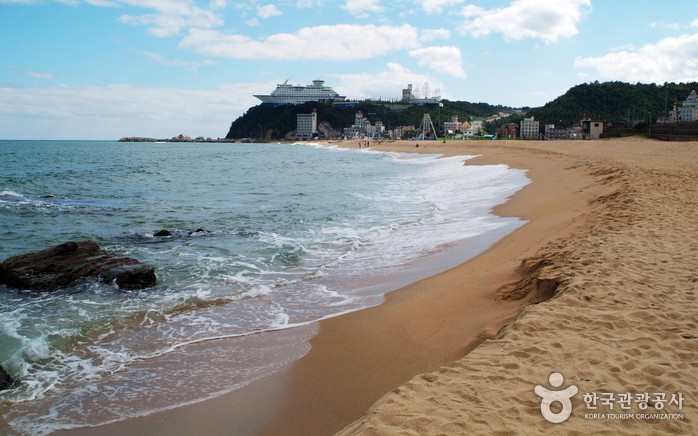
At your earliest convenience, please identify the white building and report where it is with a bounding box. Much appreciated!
[343,111,368,139]
[400,83,441,105]
[469,120,484,135]
[443,116,461,135]
[520,116,540,140]
[296,109,317,140]
[678,90,698,122]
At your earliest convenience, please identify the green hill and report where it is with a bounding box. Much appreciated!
[225,100,515,140]
[225,81,698,140]
[529,81,698,127]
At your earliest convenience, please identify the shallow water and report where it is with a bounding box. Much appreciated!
[0,140,529,434]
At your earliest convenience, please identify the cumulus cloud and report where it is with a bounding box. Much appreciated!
[0,83,261,139]
[209,0,227,9]
[418,28,451,43]
[84,0,119,6]
[334,63,444,100]
[296,0,322,7]
[409,46,466,78]
[574,33,698,83]
[180,24,421,60]
[460,0,591,44]
[117,0,225,37]
[257,4,282,19]
[343,0,383,18]
[417,0,465,14]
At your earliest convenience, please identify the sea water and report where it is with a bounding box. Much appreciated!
[0,140,529,434]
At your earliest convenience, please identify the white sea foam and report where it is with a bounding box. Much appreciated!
[0,141,529,434]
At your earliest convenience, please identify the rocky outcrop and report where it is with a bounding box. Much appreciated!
[0,241,156,291]
[0,365,13,391]
[0,366,15,391]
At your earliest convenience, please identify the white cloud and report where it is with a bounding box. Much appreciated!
[257,4,282,19]
[84,0,119,6]
[180,24,420,60]
[0,83,261,140]
[649,20,682,31]
[11,68,54,79]
[692,18,698,27]
[209,0,227,9]
[409,46,466,78]
[418,28,451,43]
[296,0,322,7]
[574,33,698,83]
[334,63,444,101]
[117,1,225,37]
[132,50,215,71]
[343,0,383,18]
[460,0,591,44]
[417,0,464,14]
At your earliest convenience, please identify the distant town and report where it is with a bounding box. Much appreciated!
[267,80,698,142]
[121,80,698,142]
[118,134,235,143]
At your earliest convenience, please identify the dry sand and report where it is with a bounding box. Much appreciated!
[64,137,697,435]
[332,138,698,435]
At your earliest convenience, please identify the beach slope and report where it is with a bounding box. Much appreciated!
[62,138,697,436]
[335,138,697,435]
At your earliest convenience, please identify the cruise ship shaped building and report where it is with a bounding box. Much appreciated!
[254,79,346,105]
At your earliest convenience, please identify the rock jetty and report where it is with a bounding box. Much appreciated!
[0,241,156,291]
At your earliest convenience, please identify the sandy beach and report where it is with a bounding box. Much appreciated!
[63,137,697,435]
[333,138,698,435]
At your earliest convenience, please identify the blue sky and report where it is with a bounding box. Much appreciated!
[1,0,697,139]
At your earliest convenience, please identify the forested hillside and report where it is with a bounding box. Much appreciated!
[530,81,698,127]
[225,100,514,140]
[225,81,698,140]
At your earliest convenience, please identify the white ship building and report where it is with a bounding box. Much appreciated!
[255,79,346,105]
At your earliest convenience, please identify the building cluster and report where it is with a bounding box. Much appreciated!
[662,90,698,123]
[292,82,698,141]
[499,115,604,140]
[342,111,386,139]
[442,116,488,137]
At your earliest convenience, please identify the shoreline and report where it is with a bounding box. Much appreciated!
[258,139,604,435]
[62,138,697,435]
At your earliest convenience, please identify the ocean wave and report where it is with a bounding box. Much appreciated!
[0,190,26,201]
[0,141,531,434]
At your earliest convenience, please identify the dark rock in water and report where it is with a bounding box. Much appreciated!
[100,264,156,290]
[154,229,172,237]
[0,241,157,291]
[0,365,13,391]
